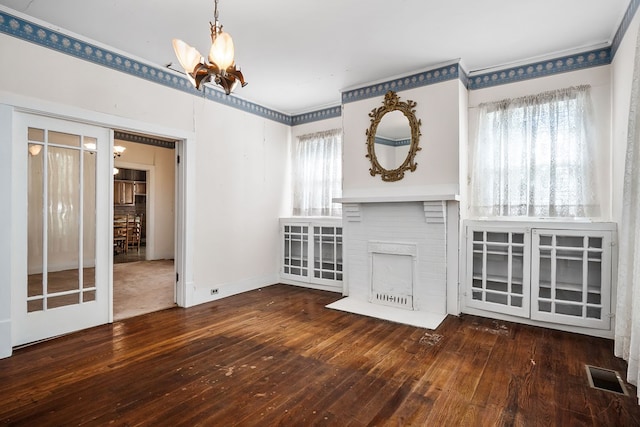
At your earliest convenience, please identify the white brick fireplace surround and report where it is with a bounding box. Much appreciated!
[328,195,460,329]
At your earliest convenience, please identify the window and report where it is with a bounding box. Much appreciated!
[292,129,342,216]
[470,85,599,218]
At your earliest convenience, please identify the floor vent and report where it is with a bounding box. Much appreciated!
[585,365,629,396]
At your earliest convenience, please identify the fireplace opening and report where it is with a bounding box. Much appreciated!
[369,242,416,310]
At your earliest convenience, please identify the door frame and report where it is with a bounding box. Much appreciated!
[0,95,195,355]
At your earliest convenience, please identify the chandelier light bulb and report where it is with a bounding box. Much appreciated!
[172,39,203,74]
[209,31,235,71]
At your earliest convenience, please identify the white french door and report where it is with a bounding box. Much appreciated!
[12,113,111,346]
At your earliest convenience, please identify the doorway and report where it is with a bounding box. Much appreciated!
[112,132,177,321]
[4,101,191,353]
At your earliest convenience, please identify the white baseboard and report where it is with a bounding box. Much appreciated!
[278,278,342,293]
[0,318,12,359]
[190,273,279,307]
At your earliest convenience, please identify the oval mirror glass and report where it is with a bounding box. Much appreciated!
[374,110,411,171]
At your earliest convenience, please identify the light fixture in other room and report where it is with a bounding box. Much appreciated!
[28,144,42,156]
[113,145,126,157]
[82,142,124,158]
[113,167,120,176]
[172,0,247,95]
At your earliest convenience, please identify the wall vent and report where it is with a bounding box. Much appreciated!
[585,365,629,396]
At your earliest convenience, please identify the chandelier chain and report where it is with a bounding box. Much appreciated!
[214,0,219,24]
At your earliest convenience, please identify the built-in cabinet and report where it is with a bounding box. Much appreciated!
[114,180,146,205]
[134,182,146,196]
[465,221,616,331]
[280,218,343,291]
[113,168,147,246]
[113,180,134,205]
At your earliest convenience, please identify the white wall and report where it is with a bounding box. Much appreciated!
[612,13,640,224]
[0,33,291,355]
[190,101,289,299]
[342,79,463,198]
[0,106,14,357]
[467,65,613,220]
[458,80,469,218]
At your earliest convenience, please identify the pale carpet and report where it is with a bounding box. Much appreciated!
[113,259,175,321]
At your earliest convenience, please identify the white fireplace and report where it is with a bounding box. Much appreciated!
[327,195,459,329]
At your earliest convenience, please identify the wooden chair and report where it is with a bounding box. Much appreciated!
[126,214,142,253]
[113,215,128,254]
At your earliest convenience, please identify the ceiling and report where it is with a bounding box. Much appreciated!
[0,0,631,115]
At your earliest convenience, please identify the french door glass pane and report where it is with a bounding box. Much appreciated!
[47,146,80,298]
[83,151,97,292]
[49,130,81,147]
[27,144,44,309]
[27,127,96,312]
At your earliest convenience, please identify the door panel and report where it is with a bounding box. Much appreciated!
[14,113,110,346]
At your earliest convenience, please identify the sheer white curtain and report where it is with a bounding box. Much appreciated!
[471,86,599,218]
[615,27,640,405]
[292,129,342,216]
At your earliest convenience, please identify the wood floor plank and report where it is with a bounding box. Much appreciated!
[1,284,639,426]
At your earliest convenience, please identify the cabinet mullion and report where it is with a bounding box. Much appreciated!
[581,236,588,317]
[481,231,488,302]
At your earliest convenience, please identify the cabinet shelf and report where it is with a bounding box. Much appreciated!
[538,282,601,295]
[473,274,523,286]
[537,245,603,252]
[538,254,602,262]
[473,250,524,256]
[472,241,525,247]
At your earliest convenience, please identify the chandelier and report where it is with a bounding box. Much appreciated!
[172,0,247,95]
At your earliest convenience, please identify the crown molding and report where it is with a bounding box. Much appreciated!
[612,0,640,57]
[341,61,465,105]
[468,47,611,90]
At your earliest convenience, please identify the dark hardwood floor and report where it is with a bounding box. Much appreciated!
[1,285,638,426]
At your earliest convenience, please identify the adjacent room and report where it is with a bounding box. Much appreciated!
[1,0,640,424]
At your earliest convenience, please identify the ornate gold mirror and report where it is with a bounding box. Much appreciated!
[365,91,422,182]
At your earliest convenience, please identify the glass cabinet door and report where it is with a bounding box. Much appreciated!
[466,227,531,318]
[313,226,343,281]
[283,225,309,278]
[531,229,611,329]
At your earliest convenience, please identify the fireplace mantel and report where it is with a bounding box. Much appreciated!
[333,194,460,204]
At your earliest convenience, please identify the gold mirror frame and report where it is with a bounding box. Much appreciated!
[365,91,422,182]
